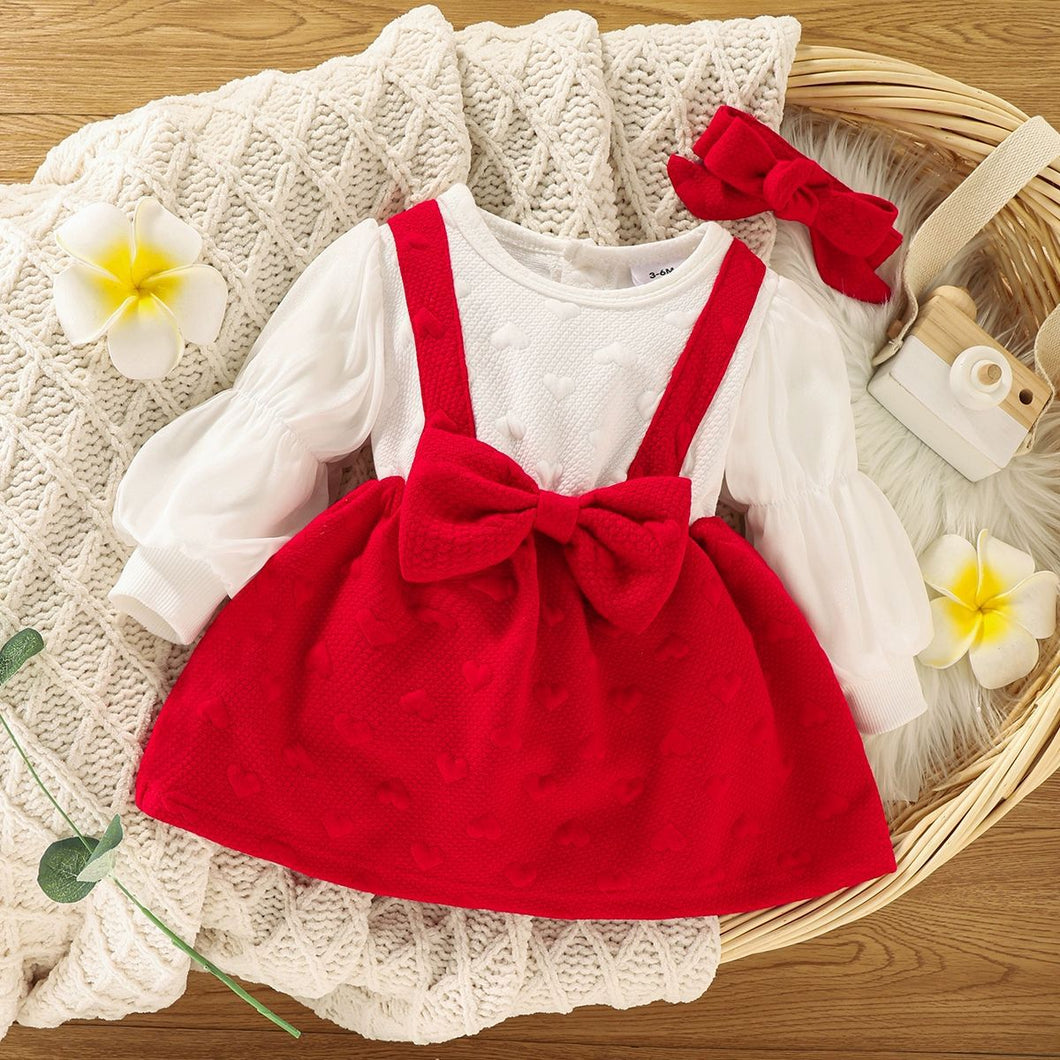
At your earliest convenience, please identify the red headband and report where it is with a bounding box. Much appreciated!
[668,106,902,303]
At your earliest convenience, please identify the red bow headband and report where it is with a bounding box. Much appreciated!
[668,105,902,303]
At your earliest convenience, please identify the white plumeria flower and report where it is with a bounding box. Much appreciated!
[53,198,227,380]
[918,529,1058,689]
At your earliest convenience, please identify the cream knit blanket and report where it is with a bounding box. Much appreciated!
[0,6,798,1042]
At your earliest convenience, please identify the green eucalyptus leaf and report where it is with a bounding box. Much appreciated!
[76,849,117,884]
[75,814,123,883]
[92,814,122,858]
[38,835,99,903]
[0,629,44,685]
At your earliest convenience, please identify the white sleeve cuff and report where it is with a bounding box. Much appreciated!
[108,545,227,645]
[843,656,929,735]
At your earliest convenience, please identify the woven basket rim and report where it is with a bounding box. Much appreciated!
[719,43,1060,963]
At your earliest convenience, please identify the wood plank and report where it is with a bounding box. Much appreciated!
[6,1023,1056,1059]
[1,1,1059,133]
[0,114,108,185]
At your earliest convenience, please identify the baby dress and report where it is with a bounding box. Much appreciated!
[110,181,933,920]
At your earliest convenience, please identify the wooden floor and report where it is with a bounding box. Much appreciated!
[3,1,1060,1057]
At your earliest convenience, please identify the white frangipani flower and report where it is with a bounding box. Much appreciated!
[918,529,1058,689]
[53,198,227,380]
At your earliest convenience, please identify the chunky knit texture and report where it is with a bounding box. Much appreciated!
[0,5,799,1042]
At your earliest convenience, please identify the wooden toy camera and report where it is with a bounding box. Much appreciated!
[868,285,1052,481]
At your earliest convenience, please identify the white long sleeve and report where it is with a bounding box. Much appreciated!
[109,217,386,645]
[723,275,933,735]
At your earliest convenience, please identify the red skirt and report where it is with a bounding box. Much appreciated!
[134,473,896,920]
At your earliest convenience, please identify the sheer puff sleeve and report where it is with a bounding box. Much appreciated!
[109,217,386,645]
[723,275,933,735]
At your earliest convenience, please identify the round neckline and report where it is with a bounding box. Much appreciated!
[436,182,733,308]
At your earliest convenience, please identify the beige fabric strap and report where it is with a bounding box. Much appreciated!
[1034,299,1060,392]
[875,116,1060,399]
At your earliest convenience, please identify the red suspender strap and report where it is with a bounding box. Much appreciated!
[387,199,476,435]
[626,238,766,480]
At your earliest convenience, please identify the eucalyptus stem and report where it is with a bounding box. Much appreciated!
[111,877,301,1038]
[0,711,91,852]
[0,629,300,1038]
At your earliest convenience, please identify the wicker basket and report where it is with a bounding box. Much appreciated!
[719,44,1060,964]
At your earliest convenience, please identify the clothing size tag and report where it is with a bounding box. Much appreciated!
[629,258,686,286]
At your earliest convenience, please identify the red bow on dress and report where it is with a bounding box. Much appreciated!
[399,423,691,634]
[667,105,902,303]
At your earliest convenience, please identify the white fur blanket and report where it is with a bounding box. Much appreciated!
[0,6,801,1043]
[773,110,1060,804]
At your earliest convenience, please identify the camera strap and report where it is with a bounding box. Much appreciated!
[874,115,1060,448]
